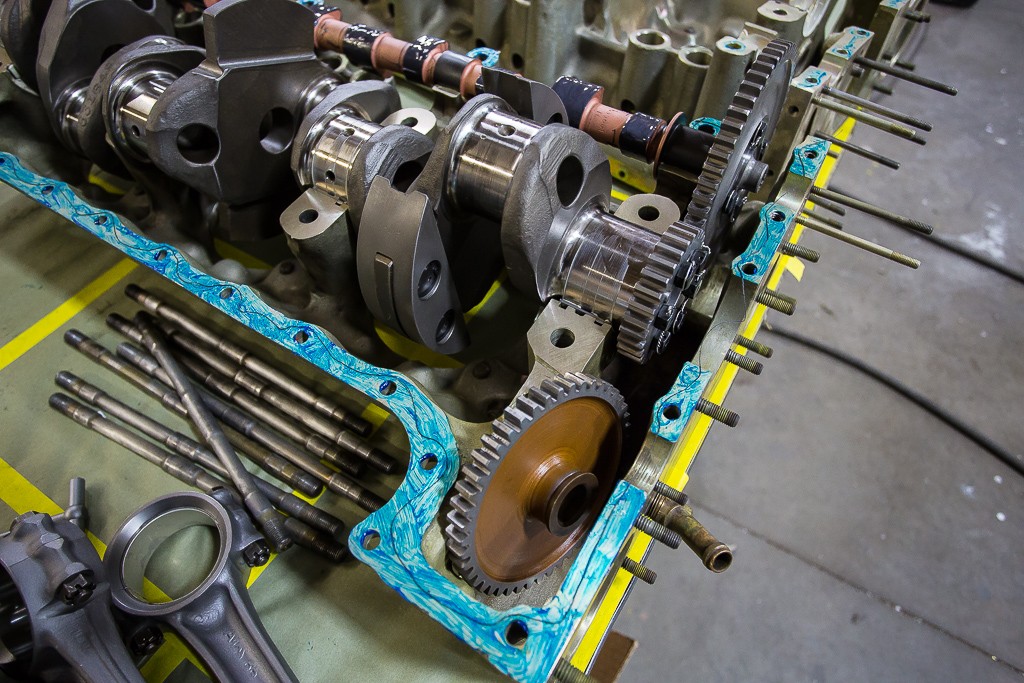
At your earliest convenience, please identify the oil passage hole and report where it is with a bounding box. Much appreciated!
[155,250,168,261]
[769,210,786,222]
[41,185,54,195]
[663,404,681,420]
[420,454,438,470]
[620,99,636,113]
[298,209,319,224]
[219,287,233,299]
[741,263,757,275]
[511,53,524,69]
[497,123,516,137]
[293,330,309,344]
[379,381,397,396]
[804,150,819,159]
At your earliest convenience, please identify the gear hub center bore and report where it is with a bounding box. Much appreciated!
[446,374,629,595]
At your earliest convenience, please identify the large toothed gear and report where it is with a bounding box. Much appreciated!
[445,373,628,596]
[617,221,707,364]
[684,38,796,246]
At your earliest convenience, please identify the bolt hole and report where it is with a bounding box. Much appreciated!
[497,123,516,137]
[511,53,524,69]
[505,620,529,648]
[298,209,319,224]
[741,263,757,275]
[435,310,456,344]
[420,454,438,470]
[176,124,219,164]
[380,380,397,396]
[663,404,681,420]
[769,210,786,222]
[550,328,575,348]
[633,29,668,47]
[293,330,309,344]
[362,531,381,550]
[219,287,233,299]
[555,155,584,207]
[417,260,442,299]
[637,205,660,222]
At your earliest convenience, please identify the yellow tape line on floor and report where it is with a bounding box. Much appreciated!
[0,258,137,372]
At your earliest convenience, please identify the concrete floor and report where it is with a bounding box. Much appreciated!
[618,2,1024,681]
[0,2,1021,682]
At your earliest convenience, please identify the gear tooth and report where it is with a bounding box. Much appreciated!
[487,423,514,444]
[454,480,480,499]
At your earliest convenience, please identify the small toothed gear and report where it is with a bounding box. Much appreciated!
[445,373,628,596]
[684,38,796,247]
[617,221,707,363]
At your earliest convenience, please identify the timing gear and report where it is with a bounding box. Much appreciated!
[445,373,628,596]
[684,39,797,246]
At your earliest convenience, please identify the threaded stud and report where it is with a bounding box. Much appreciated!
[695,398,739,427]
[734,335,773,358]
[779,242,820,262]
[890,251,921,269]
[634,514,682,549]
[756,289,796,315]
[725,349,763,375]
[622,558,657,584]
[359,491,385,512]
[368,449,400,474]
[653,481,688,506]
